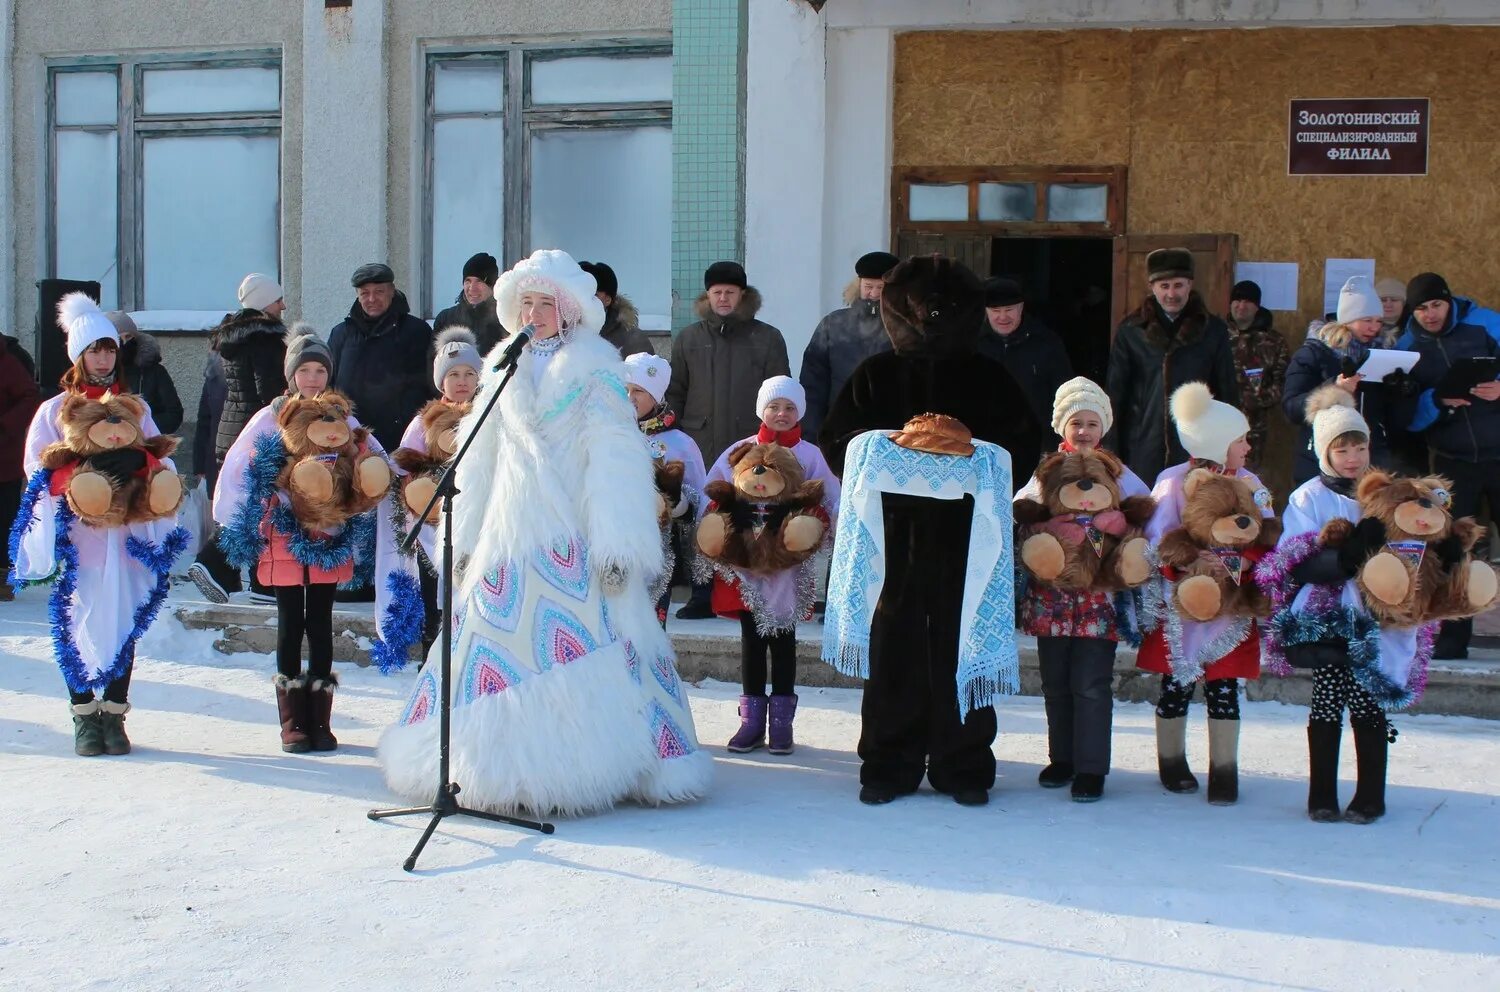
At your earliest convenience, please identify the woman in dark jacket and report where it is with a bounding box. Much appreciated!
[210,308,287,467]
[106,313,184,434]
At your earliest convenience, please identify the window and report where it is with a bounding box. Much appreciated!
[895,166,1124,235]
[48,55,282,315]
[423,46,671,329]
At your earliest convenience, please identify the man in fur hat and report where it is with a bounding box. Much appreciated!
[1104,248,1240,483]
[820,254,1041,808]
[798,251,898,441]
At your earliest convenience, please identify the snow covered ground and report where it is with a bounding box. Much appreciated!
[2,586,1497,992]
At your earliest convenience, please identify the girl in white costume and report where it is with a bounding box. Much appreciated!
[378,249,712,816]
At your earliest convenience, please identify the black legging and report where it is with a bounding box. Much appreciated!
[1156,674,1241,720]
[739,614,797,696]
[275,583,337,679]
[69,648,133,706]
[419,563,442,654]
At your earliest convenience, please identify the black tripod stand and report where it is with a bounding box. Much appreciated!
[368,353,555,871]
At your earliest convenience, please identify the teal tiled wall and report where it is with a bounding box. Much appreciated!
[671,0,748,330]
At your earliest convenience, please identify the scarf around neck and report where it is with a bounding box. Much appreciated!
[756,423,802,447]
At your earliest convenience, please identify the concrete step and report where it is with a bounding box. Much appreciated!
[175,597,1500,720]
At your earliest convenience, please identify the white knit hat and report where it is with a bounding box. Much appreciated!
[432,327,482,390]
[623,353,671,405]
[238,273,284,313]
[1170,381,1250,465]
[1051,376,1112,436]
[1336,276,1382,324]
[494,249,606,337]
[1306,384,1370,477]
[58,292,120,363]
[756,375,806,420]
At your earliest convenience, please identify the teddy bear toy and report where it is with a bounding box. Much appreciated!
[391,400,470,524]
[276,390,391,532]
[1319,470,1499,626]
[1156,469,1281,622]
[1013,448,1155,590]
[654,459,688,529]
[696,442,825,575]
[38,391,183,528]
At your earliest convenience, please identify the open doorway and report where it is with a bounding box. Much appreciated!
[991,237,1114,385]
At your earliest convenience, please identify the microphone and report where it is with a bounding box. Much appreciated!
[491,324,536,371]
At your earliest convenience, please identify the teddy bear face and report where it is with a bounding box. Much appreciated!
[1036,450,1123,515]
[61,392,148,454]
[1181,469,1265,547]
[1356,470,1453,541]
[278,392,355,455]
[726,442,806,502]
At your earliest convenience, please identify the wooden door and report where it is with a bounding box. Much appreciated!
[1110,234,1237,334]
[894,229,992,278]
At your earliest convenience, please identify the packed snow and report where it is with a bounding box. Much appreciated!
[1,587,1497,991]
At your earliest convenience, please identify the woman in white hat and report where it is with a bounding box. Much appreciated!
[378,249,712,816]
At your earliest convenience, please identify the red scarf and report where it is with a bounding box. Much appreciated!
[77,380,123,400]
[756,423,802,447]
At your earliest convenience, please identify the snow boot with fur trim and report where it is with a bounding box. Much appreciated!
[1206,718,1240,806]
[306,674,339,752]
[274,674,310,753]
[98,701,132,755]
[71,701,105,757]
[1155,716,1199,793]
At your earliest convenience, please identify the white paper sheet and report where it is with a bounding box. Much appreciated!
[1355,349,1421,380]
[1324,258,1376,315]
[1233,261,1299,312]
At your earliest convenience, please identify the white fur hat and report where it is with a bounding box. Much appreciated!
[1170,381,1249,465]
[58,292,120,364]
[756,375,806,420]
[494,249,606,337]
[1052,376,1112,436]
[1336,276,1383,324]
[1306,384,1370,477]
[623,353,671,405]
[433,326,482,390]
[238,273,284,313]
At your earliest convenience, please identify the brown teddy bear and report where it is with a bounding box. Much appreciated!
[1013,448,1155,590]
[38,391,183,528]
[391,400,470,524]
[655,459,687,528]
[696,442,825,575]
[276,390,391,532]
[1320,470,1500,626]
[1157,469,1281,622]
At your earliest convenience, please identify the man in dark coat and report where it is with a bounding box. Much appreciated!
[974,277,1073,453]
[580,260,655,359]
[0,334,41,601]
[328,263,436,452]
[799,251,897,442]
[1104,248,1240,484]
[820,254,1042,808]
[105,312,183,434]
[433,252,506,356]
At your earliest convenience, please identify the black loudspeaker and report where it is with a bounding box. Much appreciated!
[35,279,100,398]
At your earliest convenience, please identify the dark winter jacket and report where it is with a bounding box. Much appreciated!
[1282,333,1398,485]
[328,291,436,452]
[119,332,183,434]
[599,295,656,359]
[663,288,791,465]
[210,309,287,464]
[799,288,892,442]
[1397,296,1500,463]
[974,313,1074,452]
[1,341,41,483]
[194,352,227,486]
[1103,293,1240,484]
[1226,307,1291,468]
[433,295,506,357]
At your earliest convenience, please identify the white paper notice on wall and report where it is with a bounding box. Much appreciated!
[1233,262,1299,312]
[1323,258,1376,316]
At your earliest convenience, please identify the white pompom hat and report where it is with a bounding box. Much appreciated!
[1306,384,1370,477]
[494,249,606,337]
[1170,381,1250,465]
[58,292,120,363]
[1052,376,1113,436]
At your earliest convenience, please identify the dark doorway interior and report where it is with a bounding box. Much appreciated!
[991,237,1114,386]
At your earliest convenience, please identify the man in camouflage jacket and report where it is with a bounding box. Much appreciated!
[1226,280,1290,471]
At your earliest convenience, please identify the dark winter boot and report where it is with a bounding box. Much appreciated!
[1306,722,1342,823]
[1344,722,1389,824]
[1070,773,1105,803]
[767,694,798,755]
[71,701,105,757]
[1206,718,1239,806]
[726,694,768,753]
[274,674,311,754]
[1155,716,1199,793]
[306,674,339,752]
[98,701,132,755]
[1038,762,1075,788]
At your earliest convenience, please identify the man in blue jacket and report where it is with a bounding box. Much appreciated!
[1397,272,1500,658]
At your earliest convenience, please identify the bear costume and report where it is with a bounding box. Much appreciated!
[820,253,1043,806]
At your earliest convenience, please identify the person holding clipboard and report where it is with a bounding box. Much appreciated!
[1397,272,1500,659]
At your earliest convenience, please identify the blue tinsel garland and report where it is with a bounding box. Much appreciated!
[371,568,424,674]
[7,468,54,590]
[219,430,285,569]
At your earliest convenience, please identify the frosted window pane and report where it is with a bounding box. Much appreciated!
[431,117,505,306]
[433,61,505,114]
[142,66,280,115]
[907,183,969,222]
[530,56,672,105]
[978,182,1036,221]
[143,135,279,310]
[529,126,671,325]
[55,130,119,309]
[55,72,118,126]
[1047,183,1109,222]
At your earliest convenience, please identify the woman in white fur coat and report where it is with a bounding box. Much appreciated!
[378,249,712,816]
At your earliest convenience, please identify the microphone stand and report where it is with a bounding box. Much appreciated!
[368,345,555,871]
